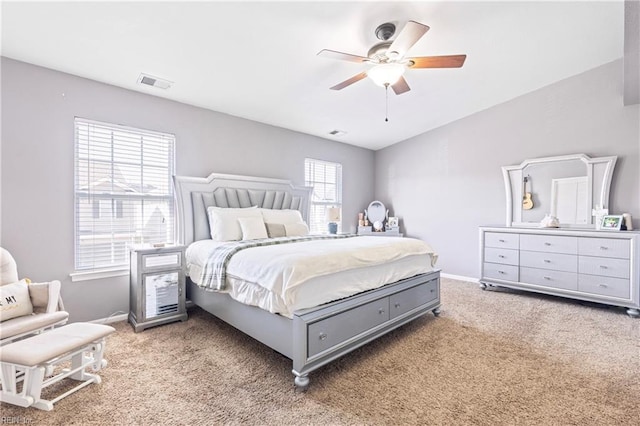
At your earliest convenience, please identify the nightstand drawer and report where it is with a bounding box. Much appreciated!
[484,248,519,266]
[520,235,578,255]
[578,274,630,299]
[578,238,630,259]
[483,263,519,281]
[520,267,578,291]
[485,232,519,250]
[520,251,577,273]
[142,252,182,269]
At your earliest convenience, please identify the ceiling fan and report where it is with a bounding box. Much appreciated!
[318,20,467,95]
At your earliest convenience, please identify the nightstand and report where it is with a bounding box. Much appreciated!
[129,245,188,332]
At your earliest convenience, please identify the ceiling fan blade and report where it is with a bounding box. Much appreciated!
[391,76,411,95]
[408,54,467,68]
[388,21,430,59]
[330,72,368,90]
[317,49,370,63]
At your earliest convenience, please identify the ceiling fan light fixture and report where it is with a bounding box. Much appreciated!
[367,63,405,87]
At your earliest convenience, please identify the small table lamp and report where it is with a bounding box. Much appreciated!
[326,207,341,234]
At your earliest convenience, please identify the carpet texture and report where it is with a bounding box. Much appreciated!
[1,278,639,425]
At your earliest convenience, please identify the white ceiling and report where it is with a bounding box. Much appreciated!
[1,1,624,150]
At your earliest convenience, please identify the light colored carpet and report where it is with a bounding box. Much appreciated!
[1,278,639,425]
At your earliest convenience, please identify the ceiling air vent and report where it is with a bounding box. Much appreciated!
[329,130,347,137]
[137,73,172,90]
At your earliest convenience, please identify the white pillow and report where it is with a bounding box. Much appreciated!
[238,217,268,240]
[260,208,304,225]
[207,206,261,241]
[0,279,33,322]
[284,222,310,237]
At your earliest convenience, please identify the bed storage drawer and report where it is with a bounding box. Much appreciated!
[389,280,438,319]
[307,297,390,357]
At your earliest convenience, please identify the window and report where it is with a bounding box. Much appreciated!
[74,118,176,272]
[304,158,342,234]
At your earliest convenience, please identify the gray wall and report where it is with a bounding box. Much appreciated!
[0,57,375,322]
[374,59,640,279]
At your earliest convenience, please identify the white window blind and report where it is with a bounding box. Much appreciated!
[304,158,342,234]
[74,118,176,271]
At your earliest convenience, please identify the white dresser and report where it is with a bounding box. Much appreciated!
[480,226,640,317]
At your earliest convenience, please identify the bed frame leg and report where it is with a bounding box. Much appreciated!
[294,374,309,391]
[432,307,441,317]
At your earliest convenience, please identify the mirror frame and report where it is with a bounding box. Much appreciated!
[502,153,617,228]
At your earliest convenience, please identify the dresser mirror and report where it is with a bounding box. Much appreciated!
[502,153,617,228]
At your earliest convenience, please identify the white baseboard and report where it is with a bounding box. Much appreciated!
[441,272,479,283]
[90,313,128,325]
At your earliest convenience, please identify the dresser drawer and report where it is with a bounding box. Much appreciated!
[578,256,630,279]
[484,248,519,266]
[389,280,438,320]
[483,263,519,282]
[578,274,630,299]
[578,237,630,259]
[520,234,577,255]
[307,297,389,357]
[520,251,577,273]
[484,232,519,250]
[520,267,578,291]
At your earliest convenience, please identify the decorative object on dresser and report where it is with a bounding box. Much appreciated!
[129,245,188,332]
[502,153,616,228]
[601,215,623,231]
[358,201,401,236]
[479,227,640,317]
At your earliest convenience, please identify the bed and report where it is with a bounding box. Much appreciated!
[173,172,441,389]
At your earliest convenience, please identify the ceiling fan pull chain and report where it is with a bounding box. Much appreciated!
[384,83,389,122]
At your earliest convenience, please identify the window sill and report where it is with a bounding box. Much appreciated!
[70,268,129,282]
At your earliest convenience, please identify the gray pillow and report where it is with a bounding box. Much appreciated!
[265,223,286,238]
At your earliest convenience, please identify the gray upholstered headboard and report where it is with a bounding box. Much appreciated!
[173,172,312,245]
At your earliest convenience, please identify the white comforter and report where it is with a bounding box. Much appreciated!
[187,235,438,316]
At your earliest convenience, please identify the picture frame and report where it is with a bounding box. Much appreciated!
[601,215,623,231]
[388,217,399,227]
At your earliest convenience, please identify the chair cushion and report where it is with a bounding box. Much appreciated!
[28,282,51,313]
[0,311,69,341]
[0,323,115,366]
[0,279,33,321]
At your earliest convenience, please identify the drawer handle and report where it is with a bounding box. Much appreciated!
[544,242,551,246]
[543,259,551,263]
[498,255,506,259]
[599,265,608,269]
[499,239,505,243]
[598,284,609,288]
[319,332,327,341]
[600,246,608,250]
[498,270,506,274]
[430,289,435,293]
[543,276,551,280]
[378,308,385,315]
[394,303,401,309]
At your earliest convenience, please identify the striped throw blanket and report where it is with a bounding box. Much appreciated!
[199,234,355,291]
